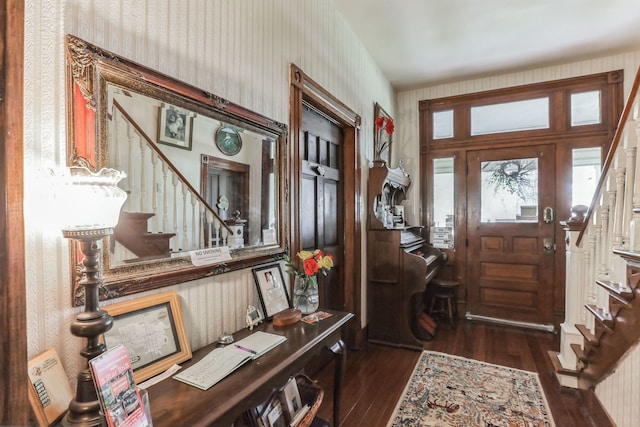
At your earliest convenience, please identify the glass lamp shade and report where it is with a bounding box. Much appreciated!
[55,166,127,233]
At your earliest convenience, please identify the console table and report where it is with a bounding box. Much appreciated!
[146,310,353,426]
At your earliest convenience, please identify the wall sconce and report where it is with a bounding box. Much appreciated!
[56,166,127,427]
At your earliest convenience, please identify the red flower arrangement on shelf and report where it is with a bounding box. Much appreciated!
[374,115,395,159]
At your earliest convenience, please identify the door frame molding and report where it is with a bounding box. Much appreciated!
[289,64,363,341]
[1,0,28,424]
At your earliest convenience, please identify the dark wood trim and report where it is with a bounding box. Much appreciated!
[0,1,28,425]
[289,64,363,344]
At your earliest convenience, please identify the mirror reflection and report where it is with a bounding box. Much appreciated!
[107,85,278,266]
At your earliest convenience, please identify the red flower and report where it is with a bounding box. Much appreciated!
[374,116,385,131]
[384,119,395,135]
[303,258,319,276]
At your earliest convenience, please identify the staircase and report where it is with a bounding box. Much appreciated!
[550,67,640,413]
[113,212,175,260]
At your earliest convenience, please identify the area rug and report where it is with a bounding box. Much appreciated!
[387,351,555,427]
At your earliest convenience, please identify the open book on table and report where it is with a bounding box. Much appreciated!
[173,331,286,390]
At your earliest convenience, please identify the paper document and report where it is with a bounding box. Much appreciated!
[173,346,252,390]
[234,331,286,359]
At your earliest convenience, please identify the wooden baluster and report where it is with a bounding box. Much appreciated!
[630,117,640,251]
[182,183,189,250]
[598,192,611,279]
[213,217,221,247]
[127,122,136,205]
[138,131,147,213]
[151,151,159,234]
[162,162,169,233]
[191,194,198,250]
[622,128,637,250]
[172,173,180,251]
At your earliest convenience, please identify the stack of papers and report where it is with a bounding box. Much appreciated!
[173,331,286,390]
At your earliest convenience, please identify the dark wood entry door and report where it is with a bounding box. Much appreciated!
[300,104,343,310]
[466,145,556,326]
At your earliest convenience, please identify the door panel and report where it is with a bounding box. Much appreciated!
[467,145,555,325]
[301,105,343,310]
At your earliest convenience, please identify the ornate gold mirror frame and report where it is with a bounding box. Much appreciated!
[65,35,289,306]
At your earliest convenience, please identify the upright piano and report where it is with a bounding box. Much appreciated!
[367,163,444,350]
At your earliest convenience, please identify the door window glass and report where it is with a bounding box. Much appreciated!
[572,147,601,206]
[471,98,549,136]
[481,158,539,223]
[432,157,455,248]
[571,91,601,126]
[433,110,454,139]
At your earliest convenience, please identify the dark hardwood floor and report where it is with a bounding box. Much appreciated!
[313,319,609,426]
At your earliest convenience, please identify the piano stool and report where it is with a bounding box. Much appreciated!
[428,278,460,328]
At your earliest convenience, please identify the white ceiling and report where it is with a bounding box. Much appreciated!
[332,0,640,90]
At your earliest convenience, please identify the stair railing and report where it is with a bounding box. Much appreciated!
[557,67,640,389]
[108,99,231,262]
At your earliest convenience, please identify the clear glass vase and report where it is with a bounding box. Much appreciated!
[293,275,319,314]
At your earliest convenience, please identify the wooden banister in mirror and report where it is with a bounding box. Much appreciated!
[65,34,289,306]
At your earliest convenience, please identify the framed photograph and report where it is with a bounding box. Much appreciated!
[215,124,243,156]
[374,102,394,164]
[158,104,192,150]
[252,264,291,319]
[102,290,192,383]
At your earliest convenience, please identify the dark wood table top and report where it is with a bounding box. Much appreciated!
[146,310,353,427]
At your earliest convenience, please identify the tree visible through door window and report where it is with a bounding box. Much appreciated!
[481,158,538,223]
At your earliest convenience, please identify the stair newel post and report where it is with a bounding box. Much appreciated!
[557,206,589,387]
[622,129,637,250]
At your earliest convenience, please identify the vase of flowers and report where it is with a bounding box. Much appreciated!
[285,249,334,314]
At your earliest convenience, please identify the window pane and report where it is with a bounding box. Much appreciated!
[571,90,601,126]
[572,147,601,206]
[471,98,549,136]
[433,110,454,139]
[481,158,538,223]
[432,157,454,248]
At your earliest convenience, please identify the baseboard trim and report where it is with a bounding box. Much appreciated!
[465,312,555,332]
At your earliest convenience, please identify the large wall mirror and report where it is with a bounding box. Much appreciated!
[65,35,289,306]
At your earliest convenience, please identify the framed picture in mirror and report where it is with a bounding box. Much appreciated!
[215,124,243,156]
[158,104,192,150]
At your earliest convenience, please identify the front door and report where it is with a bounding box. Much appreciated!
[466,144,555,326]
[300,103,343,310]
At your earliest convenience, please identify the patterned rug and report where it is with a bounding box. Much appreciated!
[387,351,555,427]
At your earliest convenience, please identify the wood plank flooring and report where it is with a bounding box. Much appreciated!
[313,319,608,426]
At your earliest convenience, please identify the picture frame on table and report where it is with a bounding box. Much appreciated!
[102,290,192,383]
[158,104,192,150]
[252,263,291,320]
[27,348,74,427]
[374,102,394,164]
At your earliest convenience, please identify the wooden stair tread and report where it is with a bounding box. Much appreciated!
[570,343,587,362]
[575,324,599,347]
[585,304,614,330]
[547,350,579,377]
[595,279,634,301]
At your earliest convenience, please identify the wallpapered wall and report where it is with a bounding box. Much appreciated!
[23,0,393,384]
